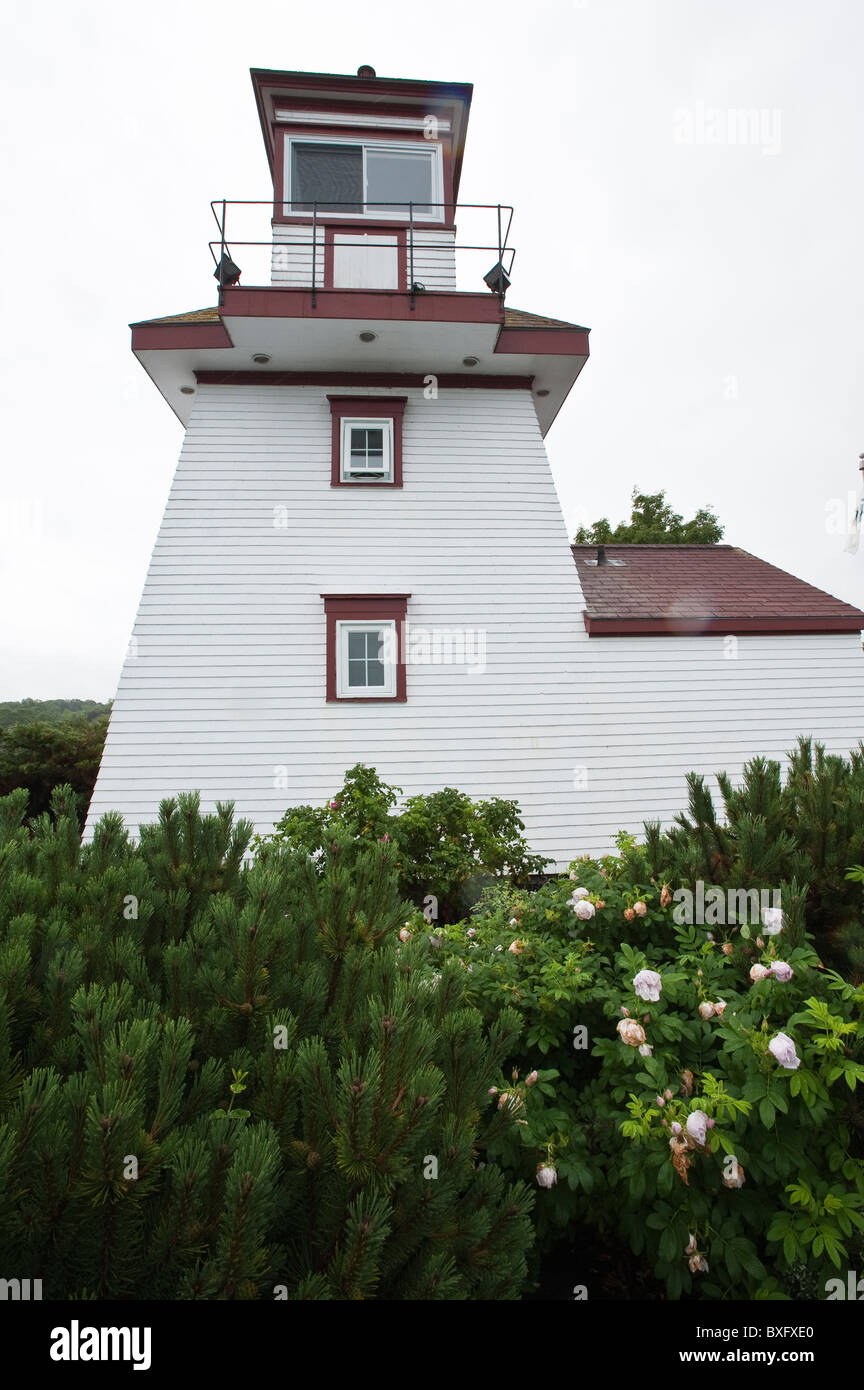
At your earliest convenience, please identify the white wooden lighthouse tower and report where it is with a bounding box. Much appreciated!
[85,64,595,866]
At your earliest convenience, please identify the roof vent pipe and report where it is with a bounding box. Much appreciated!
[596,545,609,566]
[357,64,376,78]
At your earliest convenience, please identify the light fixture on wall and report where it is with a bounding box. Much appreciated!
[358,330,377,342]
[180,386,195,395]
[535,388,550,397]
[462,356,479,367]
[252,353,271,364]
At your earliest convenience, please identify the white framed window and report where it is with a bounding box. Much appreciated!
[336,620,397,698]
[340,417,393,482]
[285,136,443,221]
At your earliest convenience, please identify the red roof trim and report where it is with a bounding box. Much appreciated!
[195,370,533,389]
[219,285,503,324]
[495,326,590,358]
[584,614,864,637]
[131,321,234,351]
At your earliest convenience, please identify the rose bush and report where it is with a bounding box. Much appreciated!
[434,843,864,1298]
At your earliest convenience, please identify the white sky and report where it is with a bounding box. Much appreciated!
[1,0,862,701]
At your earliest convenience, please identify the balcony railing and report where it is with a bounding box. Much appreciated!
[208,200,516,307]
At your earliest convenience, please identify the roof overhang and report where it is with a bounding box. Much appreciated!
[130,290,589,432]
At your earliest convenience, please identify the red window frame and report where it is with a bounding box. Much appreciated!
[321,594,409,702]
[327,396,407,488]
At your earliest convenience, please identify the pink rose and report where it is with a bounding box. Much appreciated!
[573,899,595,921]
[525,1070,539,1087]
[633,901,647,917]
[685,1110,709,1147]
[633,969,662,1002]
[638,1043,653,1057]
[768,1032,800,1070]
[771,961,794,982]
[399,927,411,942]
[571,886,590,901]
[750,963,770,981]
[698,1001,715,1020]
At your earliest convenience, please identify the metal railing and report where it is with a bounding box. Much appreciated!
[209,200,516,309]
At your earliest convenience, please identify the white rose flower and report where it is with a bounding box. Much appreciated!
[633,969,662,1002]
[685,1109,709,1147]
[768,1031,800,1071]
[571,886,590,901]
[573,899,595,921]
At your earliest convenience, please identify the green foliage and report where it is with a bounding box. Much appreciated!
[0,786,533,1299]
[0,713,109,824]
[573,487,724,545]
[0,698,110,731]
[438,845,864,1299]
[642,739,864,977]
[261,764,548,921]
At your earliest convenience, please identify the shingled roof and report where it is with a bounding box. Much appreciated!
[572,544,864,636]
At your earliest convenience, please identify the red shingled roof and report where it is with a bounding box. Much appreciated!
[572,544,864,636]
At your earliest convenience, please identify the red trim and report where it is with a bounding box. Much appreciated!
[583,613,864,636]
[220,285,504,324]
[131,321,233,351]
[321,594,410,702]
[194,370,533,389]
[495,326,591,357]
[328,396,407,487]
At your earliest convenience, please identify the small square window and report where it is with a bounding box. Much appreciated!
[337,620,397,698]
[341,418,393,482]
[328,397,406,488]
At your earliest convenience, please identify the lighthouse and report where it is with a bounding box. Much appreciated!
[85,62,864,864]
[85,63,595,866]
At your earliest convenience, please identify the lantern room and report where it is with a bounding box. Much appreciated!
[250,65,476,292]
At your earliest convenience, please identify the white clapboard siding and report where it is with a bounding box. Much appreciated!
[270,225,456,288]
[406,229,456,289]
[85,383,864,867]
[270,225,325,287]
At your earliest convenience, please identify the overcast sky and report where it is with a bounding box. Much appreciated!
[1,0,862,701]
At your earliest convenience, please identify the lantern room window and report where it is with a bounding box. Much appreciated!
[287,137,442,220]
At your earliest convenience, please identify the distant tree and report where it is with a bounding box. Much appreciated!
[0,713,109,823]
[573,488,724,545]
[0,698,110,731]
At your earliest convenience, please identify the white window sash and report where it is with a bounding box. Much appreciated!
[340,417,394,482]
[284,135,443,221]
[336,620,397,698]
